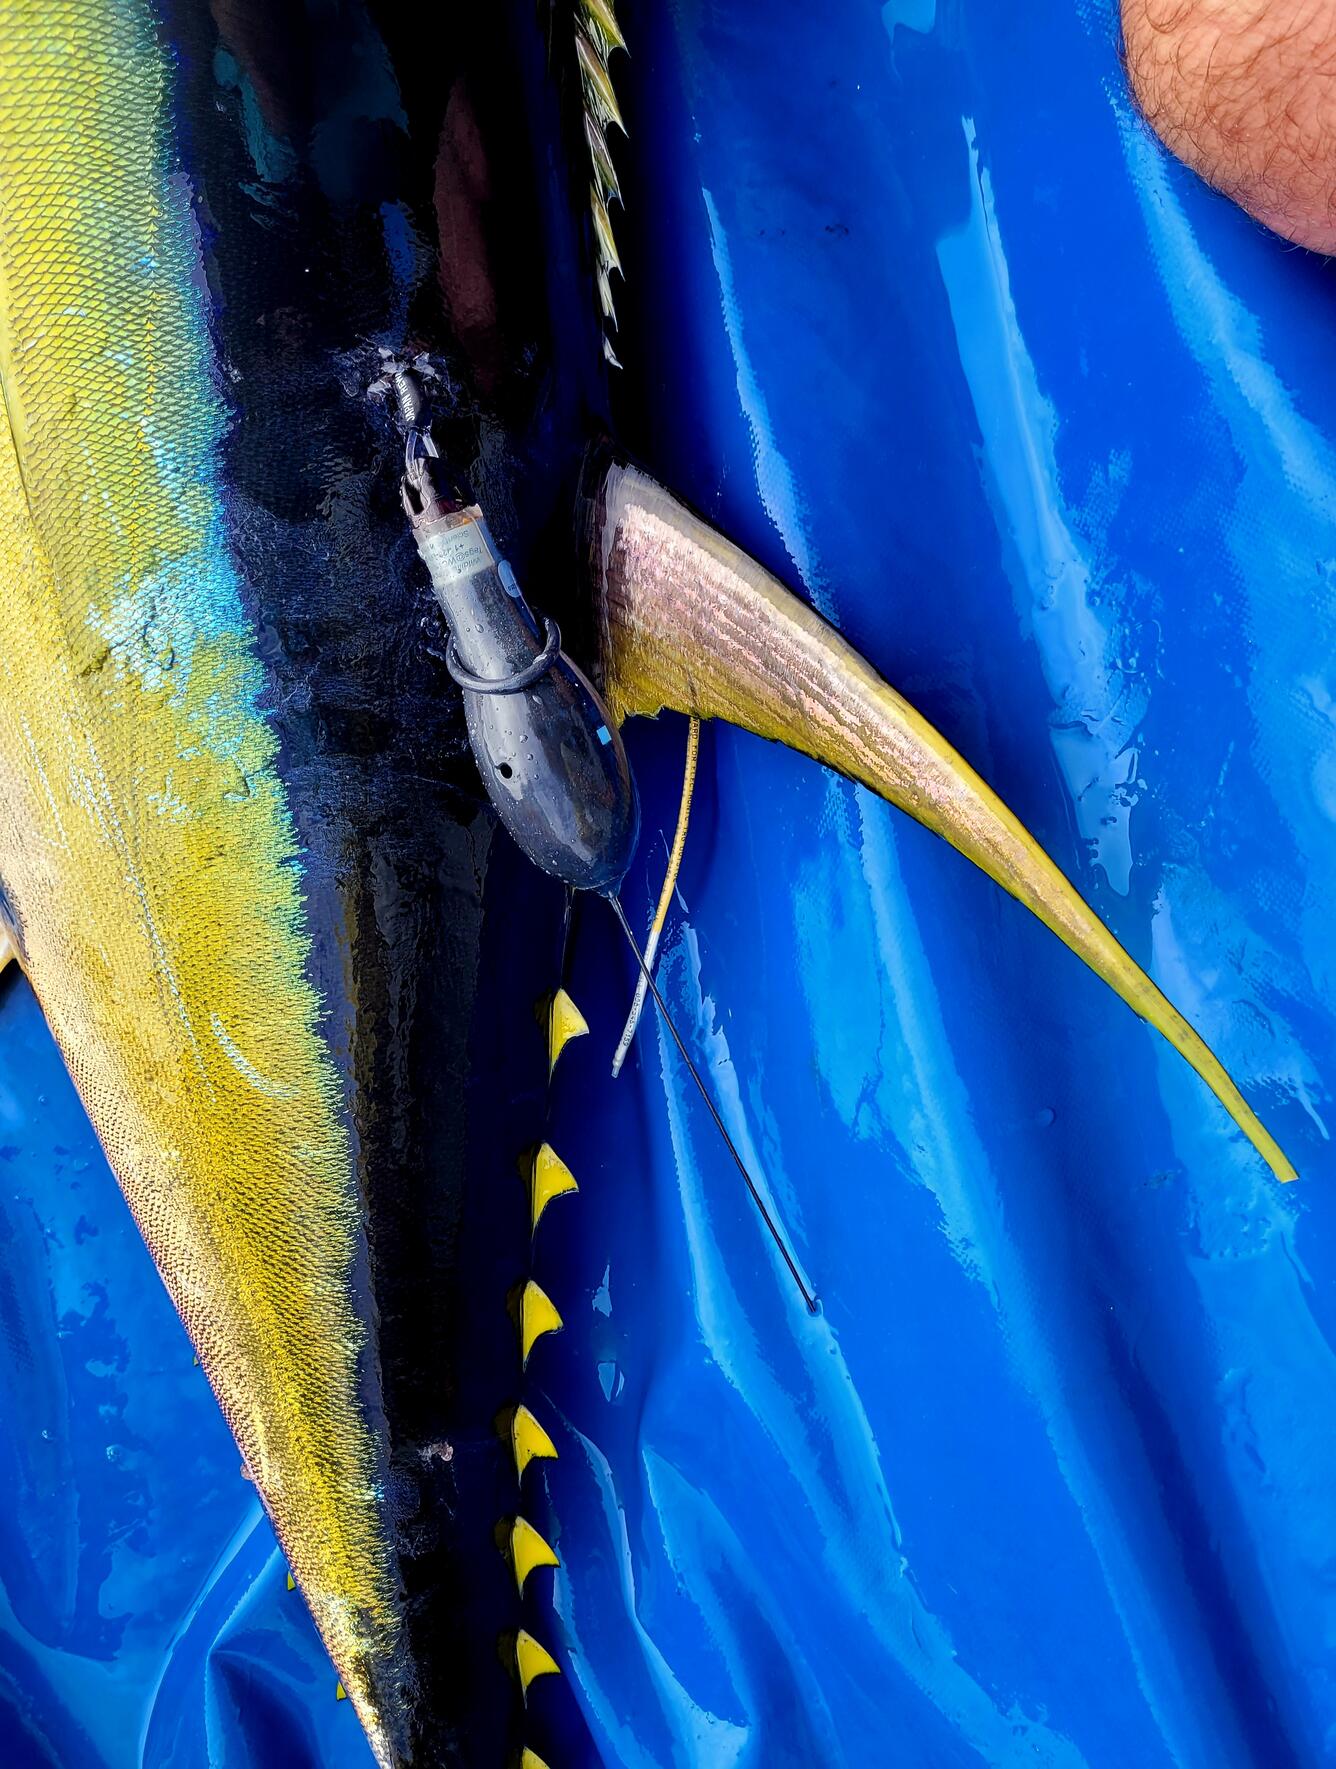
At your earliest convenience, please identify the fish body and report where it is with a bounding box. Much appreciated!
[0,2,594,1761]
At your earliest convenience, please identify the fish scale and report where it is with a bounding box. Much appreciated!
[0,2,410,1758]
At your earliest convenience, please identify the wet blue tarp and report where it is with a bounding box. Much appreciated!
[5,1,1336,1764]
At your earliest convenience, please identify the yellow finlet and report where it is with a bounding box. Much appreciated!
[510,1516,560,1596]
[520,1281,564,1367]
[596,261,617,324]
[544,989,589,1074]
[521,1750,553,1769]
[590,185,622,275]
[582,0,626,54]
[286,1570,296,1592]
[512,1404,559,1480]
[516,1629,561,1700]
[0,930,15,972]
[586,114,621,205]
[335,1681,347,1702]
[530,1143,579,1233]
[575,29,625,132]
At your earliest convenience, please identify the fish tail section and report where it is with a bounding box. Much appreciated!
[586,458,1295,1185]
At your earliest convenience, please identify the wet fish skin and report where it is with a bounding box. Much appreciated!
[0,2,585,1762]
[0,3,414,1754]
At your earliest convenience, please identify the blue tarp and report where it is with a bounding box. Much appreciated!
[4,2,1336,1764]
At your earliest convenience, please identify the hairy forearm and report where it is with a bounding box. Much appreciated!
[1122,0,1336,251]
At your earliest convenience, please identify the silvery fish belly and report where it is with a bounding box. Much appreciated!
[0,2,584,1762]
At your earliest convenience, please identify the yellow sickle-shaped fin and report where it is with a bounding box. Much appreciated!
[529,1144,579,1234]
[587,458,1295,1184]
[520,1281,564,1367]
[515,1629,562,1700]
[540,989,589,1075]
[510,1515,561,1596]
[512,1404,559,1481]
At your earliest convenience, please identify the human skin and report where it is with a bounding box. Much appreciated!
[1122,0,1336,252]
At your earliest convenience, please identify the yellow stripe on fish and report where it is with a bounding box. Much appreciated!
[0,5,405,1758]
